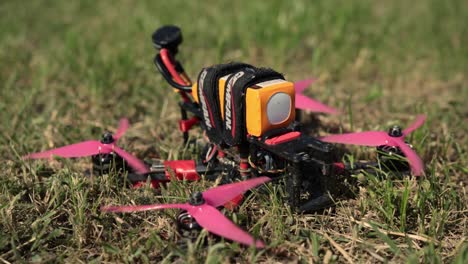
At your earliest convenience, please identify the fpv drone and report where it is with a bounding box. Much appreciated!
[23,25,425,247]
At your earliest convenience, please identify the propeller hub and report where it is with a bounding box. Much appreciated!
[188,192,205,206]
[101,132,115,144]
[388,126,403,137]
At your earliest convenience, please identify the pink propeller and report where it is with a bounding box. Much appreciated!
[294,79,339,114]
[321,115,426,176]
[23,118,149,174]
[102,176,271,248]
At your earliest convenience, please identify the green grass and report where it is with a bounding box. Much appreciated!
[1,0,467,262]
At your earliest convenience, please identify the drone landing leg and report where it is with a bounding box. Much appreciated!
[286,162,301,209]
[180,106,189,144]
[299,193,334,212]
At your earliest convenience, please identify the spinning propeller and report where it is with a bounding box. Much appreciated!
[294,79,339,114]
[23,118,149,174]
[321,115,426,176]
[102,176,271,248]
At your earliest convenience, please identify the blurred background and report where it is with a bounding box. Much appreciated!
[1,0,466,125]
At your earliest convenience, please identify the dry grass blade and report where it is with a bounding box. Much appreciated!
[323,232,355,264]
[350,217,442,246]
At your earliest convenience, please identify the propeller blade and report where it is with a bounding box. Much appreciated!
[392,139,424,176]
[295,94,339,114]
[112,146,150,174]
[403,115,426,136]
[321,131,390,146]
[24,140,108,159]
[101,203,191,213]
[114,118,130,141]
[202,177,271,208]
[294,79,315,94]
[189,204,265,248]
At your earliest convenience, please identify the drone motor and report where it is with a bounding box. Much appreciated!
[176,211,202,240]
[376,126,411,171]
[89,131,124,175]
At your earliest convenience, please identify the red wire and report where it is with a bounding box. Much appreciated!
[160,48,192,102]
[160,49,187,86]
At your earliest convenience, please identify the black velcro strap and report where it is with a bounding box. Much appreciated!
[223,67,284,146]
[197,62,253,144]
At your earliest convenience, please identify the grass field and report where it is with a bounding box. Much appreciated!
[1,0,467,262]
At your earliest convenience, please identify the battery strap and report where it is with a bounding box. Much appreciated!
[223,67,284,146]
[197,62,253,145]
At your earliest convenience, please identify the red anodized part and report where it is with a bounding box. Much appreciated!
[223,194,244,210]
[164,160,200,181]
[179,116,199,132]
[265,131,301,145]
[132,160,200,189]
[132,180,162,189]
[333,162,346,174]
